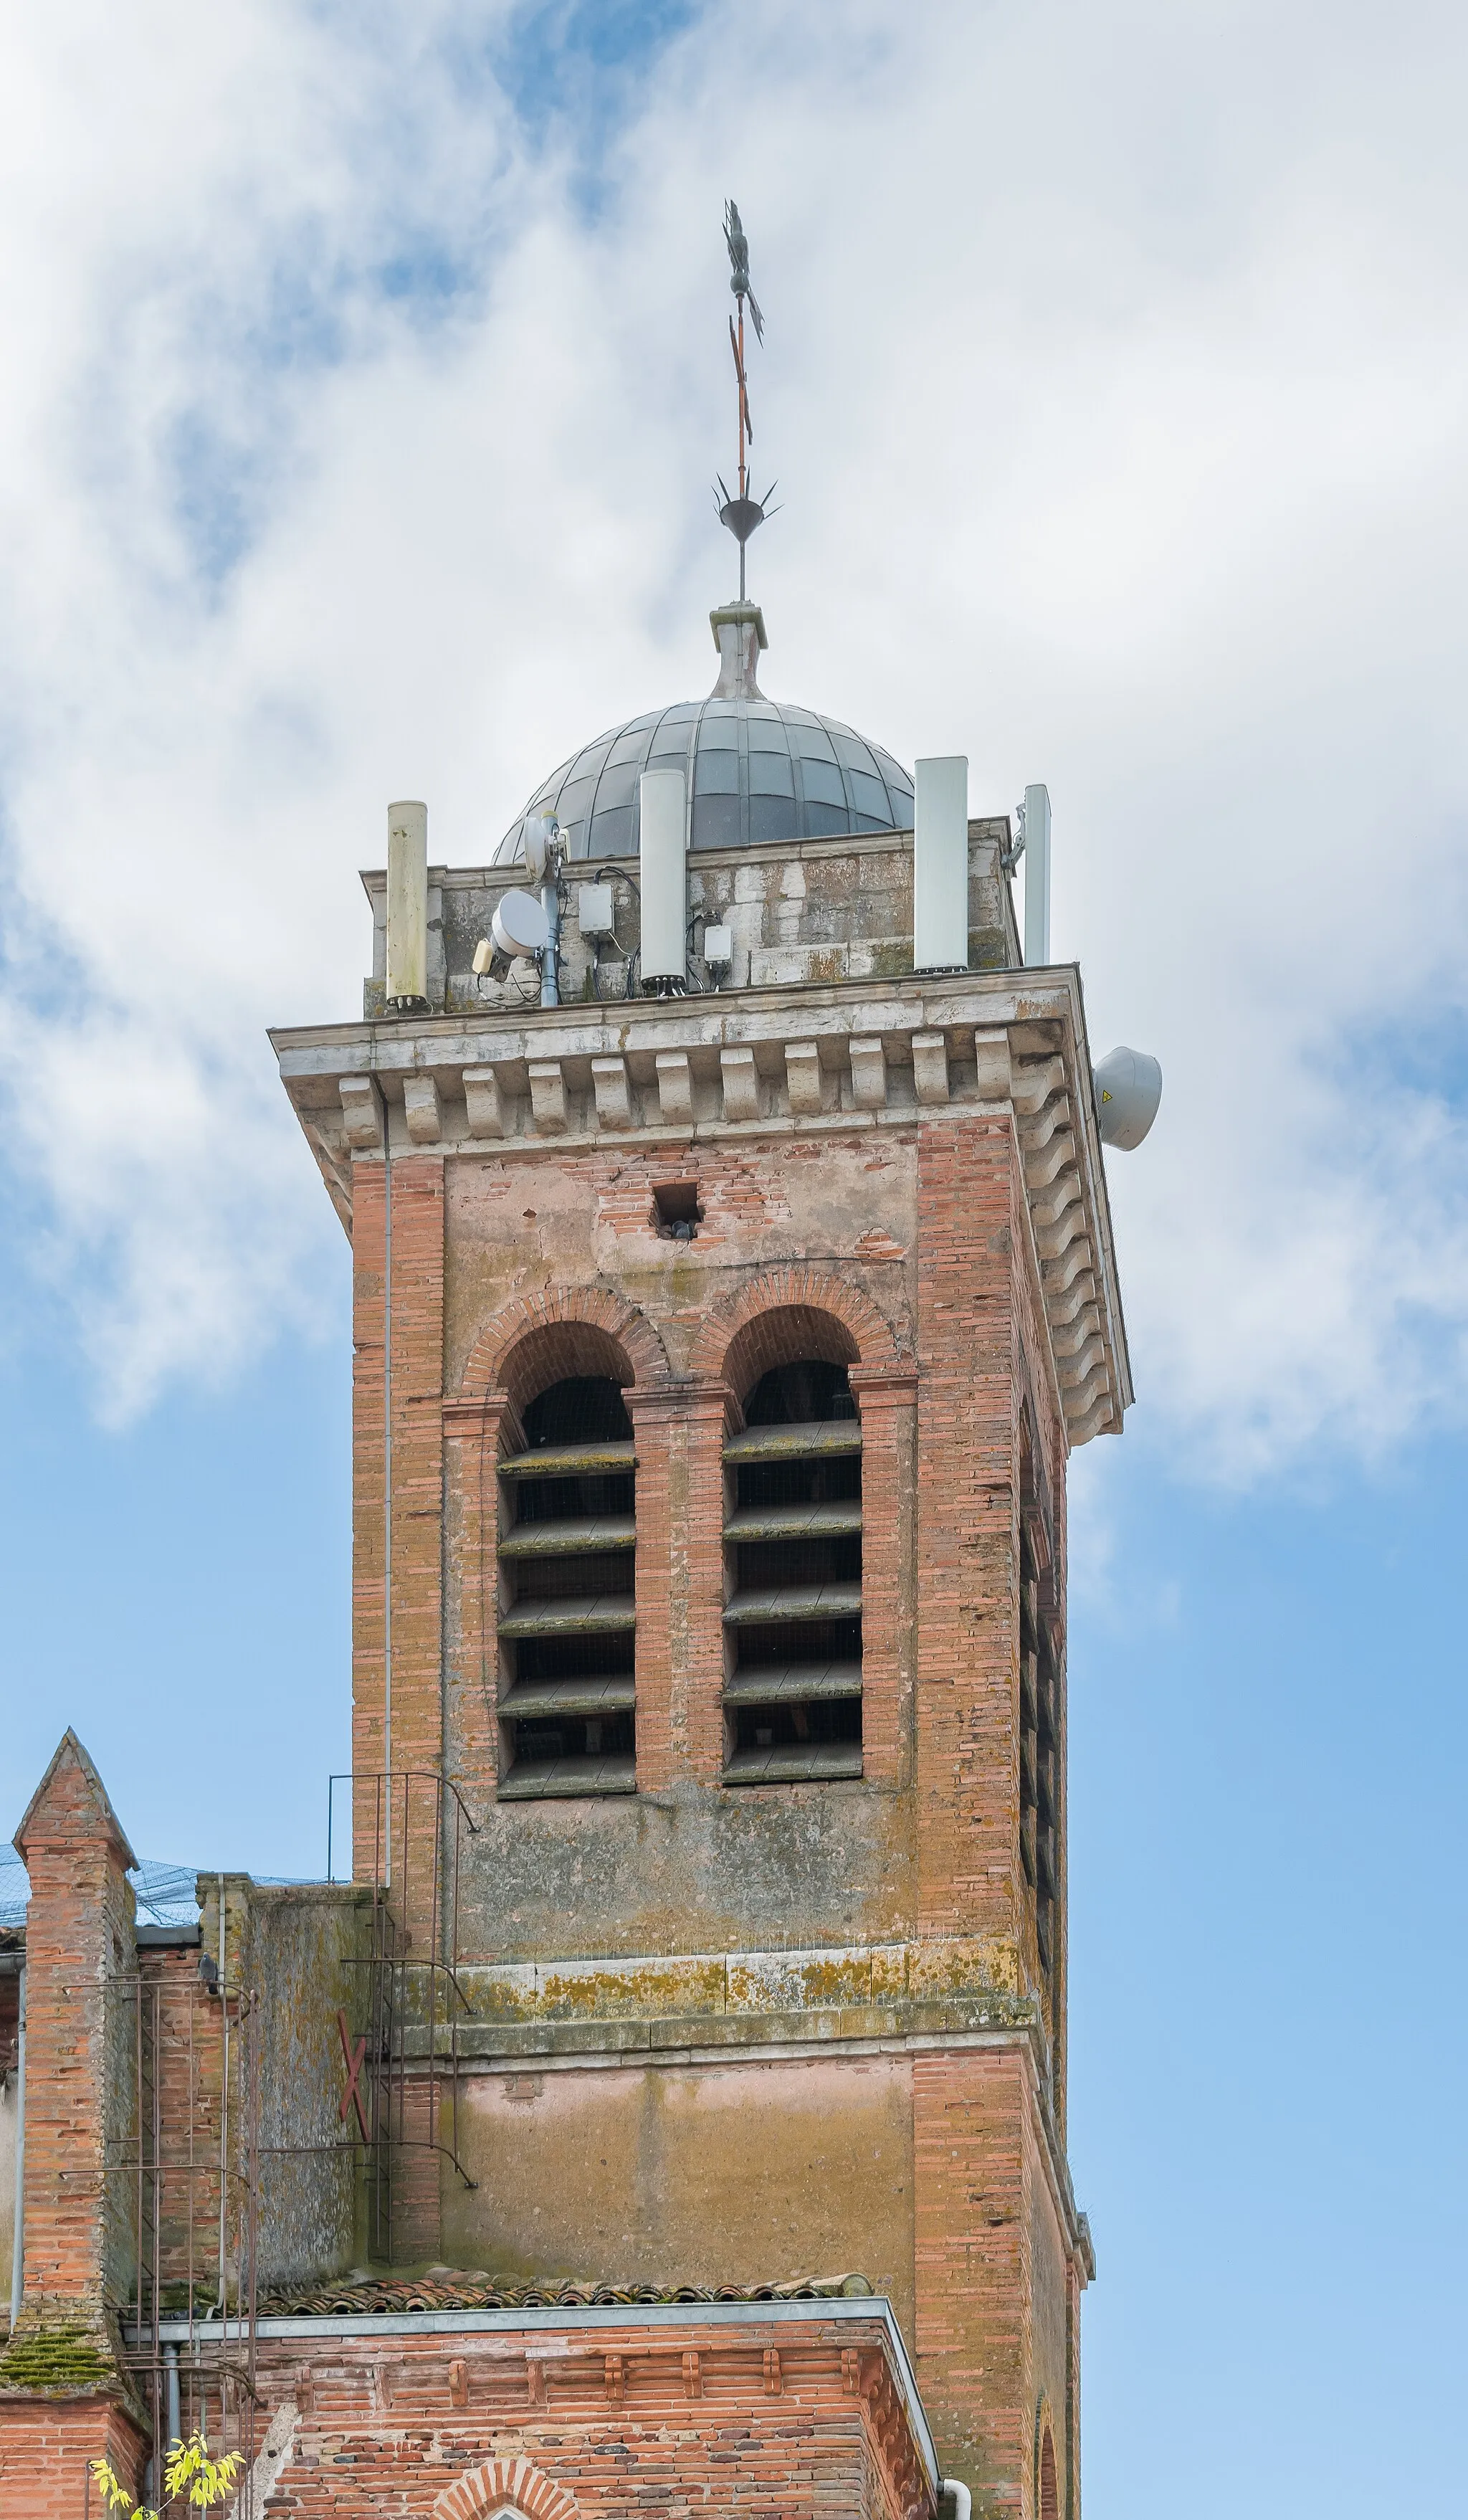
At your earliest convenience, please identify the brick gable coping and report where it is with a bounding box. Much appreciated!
[12,1730,136,1871]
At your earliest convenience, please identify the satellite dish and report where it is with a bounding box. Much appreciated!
[491,889,550,959]
[522,812,557,885]
[1094,1045,1162,1150]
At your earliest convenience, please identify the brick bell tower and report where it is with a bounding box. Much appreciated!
[270,221,1150,2520]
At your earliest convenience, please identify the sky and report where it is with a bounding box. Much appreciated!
[0,3,1464,2512]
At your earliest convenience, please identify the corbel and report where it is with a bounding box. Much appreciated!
[464,1067,507,1139]
[592,1056,633,1130]
[528,1060,568,1134]
[339,1074,383,1152]
[402,1072,442,1144]
[656,1050,694,1126]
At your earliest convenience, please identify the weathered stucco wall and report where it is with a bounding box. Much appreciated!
[451,1783,917,1974]
[444,2054,916,2334]
[223,1881,371,2291]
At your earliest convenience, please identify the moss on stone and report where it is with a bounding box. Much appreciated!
[0,2319,115,2395]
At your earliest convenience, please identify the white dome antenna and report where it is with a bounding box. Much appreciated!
[1094,1045,1162,1149]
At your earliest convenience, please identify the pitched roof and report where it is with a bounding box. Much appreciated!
[256,2273,874,2319]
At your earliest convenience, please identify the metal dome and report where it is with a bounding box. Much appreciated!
[495,607,915,866]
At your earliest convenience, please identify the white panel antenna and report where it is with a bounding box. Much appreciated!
[386,801,428,1007]
[639,767,687,987]
[913,756,969,971]
[1023,784,1051,966]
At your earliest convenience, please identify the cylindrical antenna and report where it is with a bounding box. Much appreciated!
[386,801,429,1009]
[1023,783,1052,966]
[912,756,971,972]
[639,768,687,989]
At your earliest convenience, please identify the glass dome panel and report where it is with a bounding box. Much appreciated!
[695,749,740,794]
[849,771,890,818]
[750,795,800,843]
[749,753,795,797]
[692,794,741,847]
[496,696,914,862]
[801,760,846,807]
[591,761,640,810]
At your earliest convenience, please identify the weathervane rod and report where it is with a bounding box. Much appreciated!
[718,199,770,607]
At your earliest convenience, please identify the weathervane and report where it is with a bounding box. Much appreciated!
[715,199,778,602]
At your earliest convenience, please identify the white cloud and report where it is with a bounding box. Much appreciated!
[2,0,1467,1468]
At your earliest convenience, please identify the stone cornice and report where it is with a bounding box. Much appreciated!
[272,966,1132,1447]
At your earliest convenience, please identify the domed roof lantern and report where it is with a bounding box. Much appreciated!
[493,599,914,866]
[492,208,916,867]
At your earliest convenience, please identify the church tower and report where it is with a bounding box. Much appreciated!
[270,216,1150,2520]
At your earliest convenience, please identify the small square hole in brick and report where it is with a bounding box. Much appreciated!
[652,1181,702,1240]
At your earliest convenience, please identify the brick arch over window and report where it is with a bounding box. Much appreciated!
[458,1286,671,1416]
[434,2457,582,2520]
[690,1267,906,1406]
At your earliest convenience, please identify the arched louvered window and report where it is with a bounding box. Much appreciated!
[497,1375,636,1798]
[1019,1416,1058,1979]
[722,1356,863,1784]
[1039,2424,1060,2520]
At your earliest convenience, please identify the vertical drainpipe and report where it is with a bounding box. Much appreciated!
[383,1093,394,1885]
[217,1875,228,2321]
[540,870,561,1007]
[381,797,427,1886]
[9,1962,24,2331]
[163,2339,181,2451]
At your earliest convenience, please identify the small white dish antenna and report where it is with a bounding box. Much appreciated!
[1094,1045,1162,1150]
[491,888,550,959]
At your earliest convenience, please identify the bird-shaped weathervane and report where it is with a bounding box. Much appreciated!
[716,199,777,602]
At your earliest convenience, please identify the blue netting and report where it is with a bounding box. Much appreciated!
[0,1844,200,1931]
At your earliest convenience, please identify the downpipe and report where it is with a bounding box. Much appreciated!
[540,869,561,1007]
[942,2480,971,2520]
[7,1960,23,2331]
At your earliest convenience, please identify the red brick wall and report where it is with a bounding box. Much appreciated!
[913,1118,1023,1948]
[348,1109,1081,2509]
[911,2043,1078,2520]
[228,2311,932,2520]
[912,2046,1029,2515]
[626,1382,730,1790]
[135,1942,232,2303]
[353,1154,447,1925]
[0,2398,146,2516]
[849,1364,920,1790]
